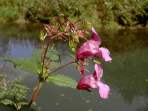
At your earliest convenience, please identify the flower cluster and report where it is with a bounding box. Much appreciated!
[44,15,85,41]
[76,28,112,99]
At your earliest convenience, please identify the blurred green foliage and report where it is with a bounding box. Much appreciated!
[0,0,147,28]
[0,75,29,110]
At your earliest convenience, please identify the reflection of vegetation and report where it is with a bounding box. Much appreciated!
[0,0,148,28]
[101,28,148,53]
[104,48,148,103]
[0,23,40,38]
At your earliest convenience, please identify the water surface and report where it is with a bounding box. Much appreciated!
[0,24,148,111]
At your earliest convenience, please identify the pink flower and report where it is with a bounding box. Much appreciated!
[93,63,103,80]
[76,40,100,60]
[97,81,110,99]
[76,27,112,62]
[80,65,85,75]
[91,27,102,42]
[77,64,110,99]
[98,47,112,62]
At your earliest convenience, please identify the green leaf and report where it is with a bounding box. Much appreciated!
[69,39,77,53]
[0,49,61,74]
[40,31,47,41]
[47,50,60,61]
[47,75,77,89]
[0,99,14,105]
[0,50,41,74]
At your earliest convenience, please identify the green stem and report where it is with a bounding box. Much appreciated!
[41,41,50,74]
[28,39,50,107]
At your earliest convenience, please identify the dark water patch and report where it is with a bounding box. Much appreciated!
[101,28,148,53]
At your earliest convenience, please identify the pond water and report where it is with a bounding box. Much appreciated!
[0,24,148,111]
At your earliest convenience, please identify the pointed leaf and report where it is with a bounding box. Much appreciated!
[47,75,77,89]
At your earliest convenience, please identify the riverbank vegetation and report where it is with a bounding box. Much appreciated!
[0,0,148,29]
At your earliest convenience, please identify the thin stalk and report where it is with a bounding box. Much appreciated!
[28,80,42,107]
[28,38,50,107]
[41,41,50,74]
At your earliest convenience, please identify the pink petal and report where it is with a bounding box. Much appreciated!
[77,74,97,90]
[93,64,103,80]
[97,81,110,99]
[80,65,85,75]
[76,40,99,60]
[91,27,101,45]
[98,47,112,62]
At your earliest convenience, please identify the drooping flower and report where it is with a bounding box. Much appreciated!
[97,81,110,99]
[76,27,112,62]
[97,47,112,62]
[93,63,103,80]
[77,64,110,99]
[76,40,100,60]
[91,27,102,42]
